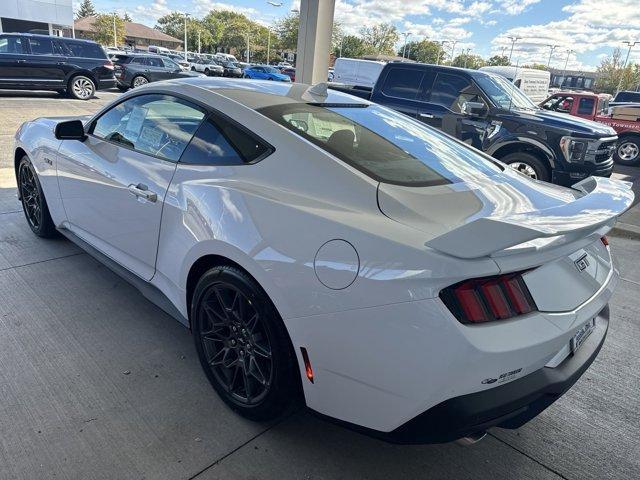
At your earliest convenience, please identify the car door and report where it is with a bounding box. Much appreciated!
[161,57,182,78]
[417,72,490,149]
[24,36,67,88]
[252,67,267,79]
[376,67,434,119]
[143,56,168,81]
[56,94,206,280]
[0,35,30,86]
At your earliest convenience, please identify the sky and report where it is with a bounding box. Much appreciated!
[88,0,640,71]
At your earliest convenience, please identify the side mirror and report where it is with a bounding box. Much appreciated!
[54,120,86,141]
[461,101,487,117]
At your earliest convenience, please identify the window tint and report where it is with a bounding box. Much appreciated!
[91,95,206,162]
[63,41,106,58]
[181,115,271,165]
[162,58,179,69]
[0,36,24,54]
[147,57,164,67]
[430,73,473,112]
[381,68,424,100]
[577,98,595,115]
[130,57,145,64]
[28,37,53,55]
[264,103,503,187]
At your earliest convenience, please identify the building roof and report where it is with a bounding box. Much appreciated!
[74,16,182,44]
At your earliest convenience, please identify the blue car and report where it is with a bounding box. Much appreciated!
[243,65,291,82]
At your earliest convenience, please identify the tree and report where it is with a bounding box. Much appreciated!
[525,63,549,71]
[401,40,446,64]
[202,10,269,61]
[123,12,132,22]
[451,53,486,69]
[360,23,398,56]
[275,13,343,54]
[91,14,126,47]
[333,35,374,58]
[156,12,217,53]
[595,48,640,94]
[76,0,97,19]
[486,55,510,66]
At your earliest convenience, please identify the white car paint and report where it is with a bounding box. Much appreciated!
[14,78,634,441]
[332,58,386,88]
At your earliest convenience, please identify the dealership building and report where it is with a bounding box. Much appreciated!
[0,0,73,36]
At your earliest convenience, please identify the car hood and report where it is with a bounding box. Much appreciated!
[179,71,206,78]
[506,108,617,136]
[270,73,290,80]
[377,171,634,259]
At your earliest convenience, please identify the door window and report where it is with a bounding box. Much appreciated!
[577,98,595,115]
[0,36,25,54]
[90,94,206,162]
[147,57,164,67]
[130,57,145,65]
[62,41,106,59]
[430,73,474,113]
[381,68,424,100]
[181,114,272,165]
[162,58,180,70]
[28,37,54,55]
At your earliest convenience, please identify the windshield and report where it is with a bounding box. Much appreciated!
[258,103,501,186]
[475,74,537,111]
[263,66,279,73]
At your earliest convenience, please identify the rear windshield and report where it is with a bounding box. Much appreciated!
[258,103,501,186]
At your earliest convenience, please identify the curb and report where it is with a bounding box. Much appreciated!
[610,222,640,241]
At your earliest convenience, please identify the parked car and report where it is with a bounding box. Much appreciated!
[610,90,640,108]
[167,54,190,71]
[191,58,224,76]
[479,66,551,103]
[541,91,640,166]
[280,67,295,82]
[0,33,115,100]
[330,63,618,186]
[220,61,243,78]
[215,52,238,63]
[243,65,291,81]
[148,45,171,56]
[111,53,203,90]
[13,78,633,444]
[333,58,386,88]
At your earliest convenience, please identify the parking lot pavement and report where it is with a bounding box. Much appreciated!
[0,93,639,480]
[612,165,640,236]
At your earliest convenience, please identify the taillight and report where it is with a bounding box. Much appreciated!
[440,271,537,324]
[103,61,114,70]
[601,236,609,247]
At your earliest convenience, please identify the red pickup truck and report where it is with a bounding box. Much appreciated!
[541,92,640,166]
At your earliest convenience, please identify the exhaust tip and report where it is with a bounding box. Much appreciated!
[455,432,487,446]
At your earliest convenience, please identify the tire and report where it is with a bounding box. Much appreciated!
[501,152,550,182]
[614,137,640,166]
[132,75,149,88]
[191,66,196,71]
[68,75,95,100]
[18,156,56,238]
[191,266,300,421]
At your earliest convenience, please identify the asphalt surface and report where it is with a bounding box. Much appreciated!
[0,90,639,480]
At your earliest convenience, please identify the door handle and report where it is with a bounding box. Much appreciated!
[56,61,66,65]
[16,59,26,63]
[128,183,157,203]
[419,113,434,119]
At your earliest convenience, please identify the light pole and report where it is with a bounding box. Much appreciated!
[561,49,574,88]
[401,32,412,58]
[265,1,283,65]
[246,30,251,63]
[437,40,448,65]
[546,44,559,67]
[616,40,639,93]
[449,40,458,64]
[198,30,201,54]
[112,13,117,48]
[507,36,521,64]
[183,13,190,61]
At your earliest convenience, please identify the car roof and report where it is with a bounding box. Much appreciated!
[166,77,371,110]
[2,32,98,45]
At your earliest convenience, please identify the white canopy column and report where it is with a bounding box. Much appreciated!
[295,0,336,84]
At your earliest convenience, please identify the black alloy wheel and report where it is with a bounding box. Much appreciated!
[192,266,299,420]
[18,157,56,237]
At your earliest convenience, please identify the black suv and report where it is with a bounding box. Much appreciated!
[331,63,618,186]
[0,33,115,100]
[111,53,202,90]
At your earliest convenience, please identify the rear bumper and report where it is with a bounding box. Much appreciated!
[316,305,609,444]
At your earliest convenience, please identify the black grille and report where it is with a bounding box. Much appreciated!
[595,141,616,163]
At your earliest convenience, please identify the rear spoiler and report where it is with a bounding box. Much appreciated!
[426,176,634,259]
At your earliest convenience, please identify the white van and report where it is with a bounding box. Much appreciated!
[333,58,386,88]
[148,45,171,56]
[479,66,551,103]
[215,53,238,63]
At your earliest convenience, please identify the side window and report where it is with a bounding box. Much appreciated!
[90,95,206,162]
[577,98,595,115]
[162,58,179,69]
[0,36,24,54]
[181,113,272,165]
[63,41,106,59]
[52,40,68,56]
[147,57,163,67]
[381,68,424,100]
[130,57,145,65]
[28,37,54,55]
[430,73,473,112]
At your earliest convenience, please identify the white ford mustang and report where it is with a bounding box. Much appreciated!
[13,78,634,444]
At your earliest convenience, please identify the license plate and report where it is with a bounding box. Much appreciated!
[570,318,596,354]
